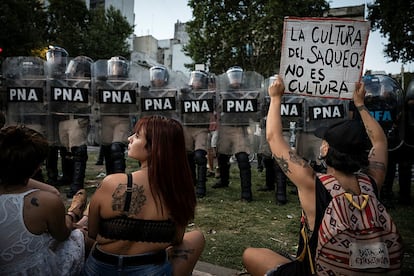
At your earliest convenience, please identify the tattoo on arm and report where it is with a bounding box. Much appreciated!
[112,183,146,215]
[356,105,368,112]
[274,155,291,174]
[170,248,195,260]
[30,197,39,207]
[369,161,386,172]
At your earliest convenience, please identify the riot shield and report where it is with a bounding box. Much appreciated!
[139,70,187,121]
[93,57,139,116]
[45,56,93,145]
[92,57,139,144]
[361,74,403,151]
[217,71,264,126]
[216,71,264,155]
[2,56,47,135]
[298,96,349,162]
[179,87,215,126]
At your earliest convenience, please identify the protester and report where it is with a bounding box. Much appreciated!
[0,125,89,275]
[83,115,205,275]
[242,76,390,275]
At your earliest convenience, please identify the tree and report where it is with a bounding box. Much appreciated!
[0,0,48,57]
[47,0,89,56]
[84,6,134,60]
[184,0,329,76]
[368,0,414,63]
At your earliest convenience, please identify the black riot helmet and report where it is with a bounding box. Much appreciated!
[150,66,169,87]
[46,46,69,77]
[226,66,243,88]
[107,56,129,79]
[362,74,400,106]
[65,56,93,78]
[189,70,208,89]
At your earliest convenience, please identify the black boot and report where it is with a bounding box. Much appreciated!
[194,149,207,198]
[257,153,264,172]
[110,142,126,174]
[95,145,105,165]
[59,148,73,186]
[187,152,196,186]
[101,144,112,175]
[257,157,276,191]
[213,154,230,188]
[275,163,287,205]
[46,146,59,186]
[236,152,252,202]
[67,145,88,198]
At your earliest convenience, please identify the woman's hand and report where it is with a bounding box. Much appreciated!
[353,81,366,107]
[268,75,285,98]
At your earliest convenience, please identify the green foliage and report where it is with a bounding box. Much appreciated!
[368,0,414,63]
[47,0,89,56]
[184,0,329,77]
[84,6,134,60]
[0,0,48,56]
[0,0,133,60]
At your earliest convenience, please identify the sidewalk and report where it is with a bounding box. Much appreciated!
[193,261,243,276]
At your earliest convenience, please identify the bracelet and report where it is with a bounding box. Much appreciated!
[356,105,367,111]
[65,212,76,221]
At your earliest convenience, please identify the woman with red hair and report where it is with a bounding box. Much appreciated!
[84,115,205,275]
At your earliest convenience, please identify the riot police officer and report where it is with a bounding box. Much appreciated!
[3,55,48,182]
[46,47,92,198]
[94,56,138,175]
[213,66,263,202]
[179,70,214,198]
[139,65,182,121]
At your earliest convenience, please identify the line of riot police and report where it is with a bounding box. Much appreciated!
[0,49,412,203]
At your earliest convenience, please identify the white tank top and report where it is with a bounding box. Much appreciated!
[0,189,85,275]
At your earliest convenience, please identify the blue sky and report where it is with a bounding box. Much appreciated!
[134,0,413,74]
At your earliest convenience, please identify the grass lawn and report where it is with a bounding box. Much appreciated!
[59,148,414,274]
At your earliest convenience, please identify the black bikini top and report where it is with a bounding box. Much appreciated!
[99,173,176,243]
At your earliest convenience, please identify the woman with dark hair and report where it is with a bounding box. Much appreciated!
[83,115,205,275]
[0,126,88,275]
[242,76,390,275]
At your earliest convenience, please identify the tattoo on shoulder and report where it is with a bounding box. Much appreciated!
[30,197,39,207]
[112,183,146,215]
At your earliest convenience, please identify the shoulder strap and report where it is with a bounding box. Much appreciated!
[123,173,133,212]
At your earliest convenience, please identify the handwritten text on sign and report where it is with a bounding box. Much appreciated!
[280,17,370,99]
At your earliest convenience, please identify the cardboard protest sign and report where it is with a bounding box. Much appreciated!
[279,17,370,99]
